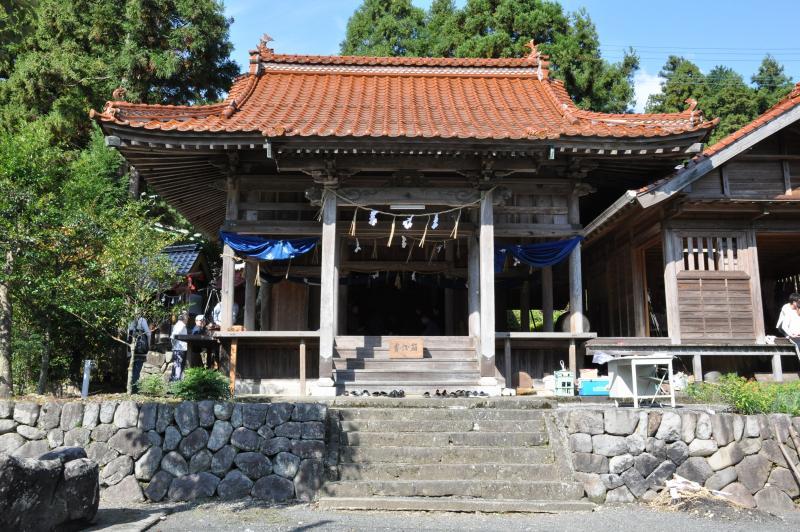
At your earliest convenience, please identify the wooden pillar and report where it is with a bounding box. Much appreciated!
[693,353,703,383]
[662,229,682,344]
[479,190,496,383]
[444,244,455,335]
[228,339,238,397]
[504,337,512,388]
[520,280,531,332]
[244,262,257,331]
[772,354,783,382]
[220,245,235,331]
[745,229,766,343]
[259,283,271,331]
[567,193,583,374]
[299,339,307,396]
[338,284,348,335]
[221,175,238,331]
[542,266,554,332]
[318,191,337,388]
[468,234,480,338]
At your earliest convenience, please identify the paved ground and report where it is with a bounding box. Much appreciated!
[88,499,800,532]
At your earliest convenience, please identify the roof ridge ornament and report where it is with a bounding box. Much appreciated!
[524,39,548,81]
[111,86,127,101]
[260,33,274,54]
[684,98,701,125]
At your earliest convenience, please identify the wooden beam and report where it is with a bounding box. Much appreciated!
[220,244,235,330]
[744,229,766,343]
[479,190,496,382]
[306,186,510,207]
[495,224,581,237]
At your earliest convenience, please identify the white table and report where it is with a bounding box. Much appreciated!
[607,355,675,408]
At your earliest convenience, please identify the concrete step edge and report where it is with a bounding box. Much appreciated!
[317,496,595,513]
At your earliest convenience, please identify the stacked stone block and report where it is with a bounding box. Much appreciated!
[0,399,327,503]
[562,409,800,514]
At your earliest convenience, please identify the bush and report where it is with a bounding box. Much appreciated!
[137,374,168,397]
[686,374,800,415]
[170,368,230,401]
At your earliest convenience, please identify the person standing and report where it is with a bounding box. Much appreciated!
[777,292,800,350]
[170,312,188,381]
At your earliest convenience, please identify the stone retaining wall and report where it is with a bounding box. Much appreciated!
[559,409,800,513]
[0,399,328,503]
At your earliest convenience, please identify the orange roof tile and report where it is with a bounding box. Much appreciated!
[91,44,716,142]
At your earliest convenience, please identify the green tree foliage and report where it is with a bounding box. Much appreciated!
[752,54,794,114]
[170,367,230,401]
[646,55,794,145]
[341,0,427,57]
[342,0,639,113]
[0,0,238,144]
[645,56,707,114]
[0,0,237,396]
[703,66,759,143]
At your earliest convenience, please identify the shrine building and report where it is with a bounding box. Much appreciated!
[91,36,800,396]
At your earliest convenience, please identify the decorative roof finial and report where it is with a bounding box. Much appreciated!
[112,87,127,101]
[524,39,539,59]
[260,33,274,53]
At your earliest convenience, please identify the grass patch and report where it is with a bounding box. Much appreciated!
[686,374,800,415]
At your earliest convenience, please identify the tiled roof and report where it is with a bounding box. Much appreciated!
[636,81,800,195]
[163,244,202,276]
[91,42,715,142]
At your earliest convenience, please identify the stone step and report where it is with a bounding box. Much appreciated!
[338,385,488,395]
[334,369,480,384]
[317,496,595,513]
[329,397,555,410]
[333,359,478,370]
[341,431,548,448]
[339,419,545,433]
[337,407,545,421]
[339,445,554,464]
[337,462,558,481]
[322,480,584,501]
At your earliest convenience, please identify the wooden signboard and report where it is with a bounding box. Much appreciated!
[388,337,424,359]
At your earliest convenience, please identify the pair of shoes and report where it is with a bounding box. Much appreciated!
[361,390,370,397]
[423,391,431,398]
[478,391,488,397]
[435,389,448,397]
[389,389,404,398]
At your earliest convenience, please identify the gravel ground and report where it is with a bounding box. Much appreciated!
[88,499,800,532]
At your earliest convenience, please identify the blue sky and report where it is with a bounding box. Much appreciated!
[224,0,800,111]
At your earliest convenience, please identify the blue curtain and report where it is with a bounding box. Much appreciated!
[495,236,583,272]
[219,232,318,261]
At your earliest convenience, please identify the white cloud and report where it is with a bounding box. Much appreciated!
[633,70,664,113]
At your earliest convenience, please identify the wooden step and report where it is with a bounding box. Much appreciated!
[334,369,480,384]
[335,336,476,350]
[334,348,476,360]
[333,359,478,371]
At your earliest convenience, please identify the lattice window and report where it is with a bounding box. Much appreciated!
[679,234,744,272]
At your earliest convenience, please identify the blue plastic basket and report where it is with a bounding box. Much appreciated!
[579,378,610,396]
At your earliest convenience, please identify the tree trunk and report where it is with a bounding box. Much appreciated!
[36,319,51,395]
[126,341,136,395]
[0,250,13,397]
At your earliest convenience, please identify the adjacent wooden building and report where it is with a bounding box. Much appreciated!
[91,37,755,396]
[584,84,800,382]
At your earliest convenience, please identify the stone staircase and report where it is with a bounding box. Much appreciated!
[333,336,483,394]
[319,399,592,512]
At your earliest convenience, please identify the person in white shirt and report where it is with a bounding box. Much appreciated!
[776,292,800,350]
[212,301,239,329]
[170,312,189,381]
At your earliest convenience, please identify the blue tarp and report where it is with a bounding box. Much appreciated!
[219,232,318,261]
[495,236,583,272]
